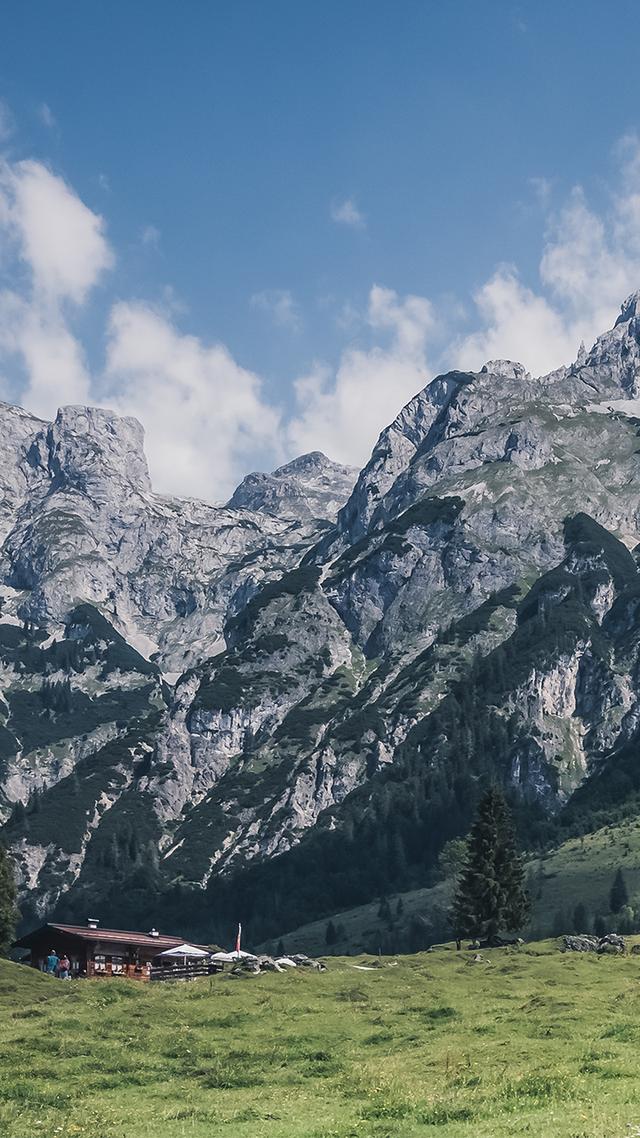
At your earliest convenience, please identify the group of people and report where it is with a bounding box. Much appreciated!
[44,949,71,978]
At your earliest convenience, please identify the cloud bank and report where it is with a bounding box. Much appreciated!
[1,133,640,499]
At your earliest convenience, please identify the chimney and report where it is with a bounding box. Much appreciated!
[149,928,159,938]
[87,917,99,930]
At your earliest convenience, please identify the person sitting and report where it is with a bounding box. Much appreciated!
[46,949,59,975]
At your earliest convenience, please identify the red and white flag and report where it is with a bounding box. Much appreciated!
[235,922,242,954]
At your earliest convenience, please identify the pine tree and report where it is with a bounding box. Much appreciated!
[377,897,392,923]
[0,843,19,955]
[450,787,529,940]
[325,919,338,946]
[609,868,629,914]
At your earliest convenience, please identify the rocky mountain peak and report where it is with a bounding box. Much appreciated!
[48,406,152,498]
[275,450,334,473]
[582,289,640,396]
[336,371,470,540]
[480,359,530,381]
[227,451,357,521]
[9,290,640,943]
[615,289,640,327]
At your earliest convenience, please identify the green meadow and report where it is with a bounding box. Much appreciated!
[3,942,640,1138]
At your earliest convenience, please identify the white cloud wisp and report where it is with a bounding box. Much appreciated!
[1,136,640,499]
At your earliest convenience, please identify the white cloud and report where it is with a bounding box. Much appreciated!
[251,288,301,331]
[2,135,640,500]
[287,285,434,464]
[0,292,91,412]
[0,159,114,305]
[0,156,281,496]
[38,103,56,130]
[330,197,366,229]
[0,158,112,417]
[452,267,578,377]
[103,301,282,499]
[453,137,640,377]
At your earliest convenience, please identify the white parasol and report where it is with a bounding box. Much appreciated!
[157,943,210,958]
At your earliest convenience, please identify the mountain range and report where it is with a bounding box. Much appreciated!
[3,292,640,946]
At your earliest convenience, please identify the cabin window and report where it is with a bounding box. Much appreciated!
[111,955,125,975]
[94,954,107,973]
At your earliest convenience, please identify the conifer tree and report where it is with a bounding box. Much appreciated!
[609,868,629,914]
[325,919,337,946]
[450,787,529,939]
[377,896,392,923]
[0,843,19,955]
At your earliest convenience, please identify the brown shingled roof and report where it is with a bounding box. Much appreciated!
[13,922,190,951]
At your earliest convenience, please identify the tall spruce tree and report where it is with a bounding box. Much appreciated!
[609,868,629,914]
[0,842,19,955]
[451,787,529,939]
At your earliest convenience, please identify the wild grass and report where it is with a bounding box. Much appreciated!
[3,942,640,1137]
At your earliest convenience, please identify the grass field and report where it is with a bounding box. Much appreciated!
[3,942,640,1138]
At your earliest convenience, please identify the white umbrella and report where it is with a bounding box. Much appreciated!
[210,949,257,963]
[158,943,210,958]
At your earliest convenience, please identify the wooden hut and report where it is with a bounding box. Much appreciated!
[13,918,192,980]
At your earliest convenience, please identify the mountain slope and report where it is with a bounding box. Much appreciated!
[4,292,640,941]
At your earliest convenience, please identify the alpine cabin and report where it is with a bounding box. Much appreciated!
[13,919,192,980]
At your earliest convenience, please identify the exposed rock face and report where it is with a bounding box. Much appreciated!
[0,412,350,674]
[4,292,640,936]
[228,451,358,521]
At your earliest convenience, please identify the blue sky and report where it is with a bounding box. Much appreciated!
[1,1,640,498]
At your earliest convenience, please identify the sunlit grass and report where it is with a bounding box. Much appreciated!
[2,942,640,1137]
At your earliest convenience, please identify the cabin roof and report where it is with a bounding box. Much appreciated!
[13,922,187,951]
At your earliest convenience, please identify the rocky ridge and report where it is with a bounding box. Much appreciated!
[3,292,640,941]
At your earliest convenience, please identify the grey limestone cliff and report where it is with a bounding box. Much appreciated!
[4,292,640,928]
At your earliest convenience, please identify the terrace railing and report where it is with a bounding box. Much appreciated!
[149,962,215,982]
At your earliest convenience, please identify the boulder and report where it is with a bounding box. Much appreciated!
[562,933,625,954]
[562,935,599,952]
[257,955,284,972]
[597,934,625,954]
[291,954,326,971]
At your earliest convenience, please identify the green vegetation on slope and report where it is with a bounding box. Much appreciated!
[276,818,640,957]
[3,944,640,1137]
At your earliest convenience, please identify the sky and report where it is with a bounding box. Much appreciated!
[1,1,640,500]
